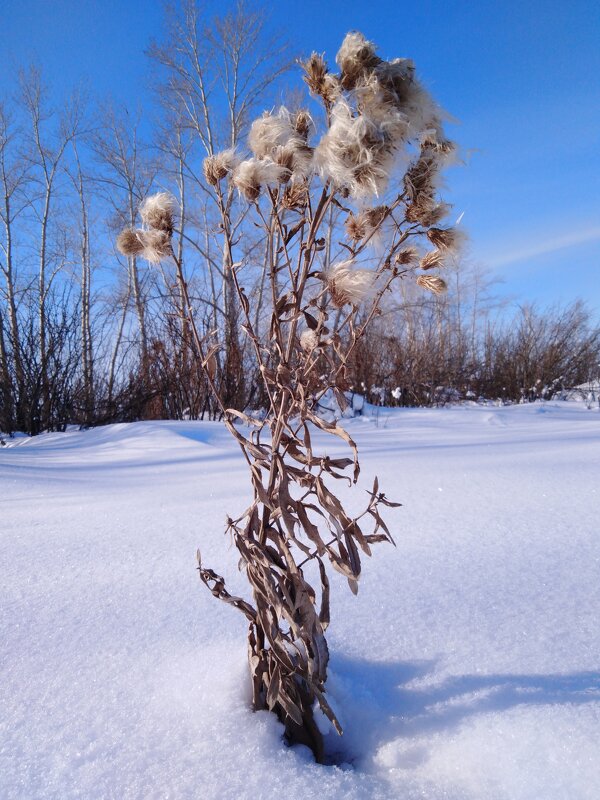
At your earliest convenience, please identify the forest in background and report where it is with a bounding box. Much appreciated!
[1,1,599,436]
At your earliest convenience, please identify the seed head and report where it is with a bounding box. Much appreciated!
[395,246,420,265]
[336,31,381,90]
[292,110,313,140]
[301,52,341,105]
[139,193,176,235]
[117,229,145,257]
[327,260,377,307]
[139,229,172,264]
[203,149,239,186]
[281,181,309,210]
[419,249,445,271]
[300,329,319,352]
[426,226,465,252]
[232,158,289,201]
[416,274,447,295]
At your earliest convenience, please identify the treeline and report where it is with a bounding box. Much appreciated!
[0,2,287,435]
[351,294,600,407]
[1,2,599,436]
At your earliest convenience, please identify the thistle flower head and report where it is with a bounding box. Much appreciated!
[117,228,145,257]
[359,59,450,147]
[314,99,398,198]
[376,58,415,97]
[281,181,309,210]
[249,108,297,158]
[117,192,176,264]
[404,147,440,202]
[419,249,445,271]
[232,158,289,201]
[300,329,319,352]
[327,260,377,307]
[345,205,389,243]
[248,108,314,181]
[138,229,171,264]
[273,142,314,179]
[273,144,295,173]
[406,200,450,227]
[345,213,369,242]
[403,145,453,226]
[416,274,447,295]
[292,109,313,140]
[139,192,176,234]
[426,226,465,252]
[420,130,457,162]
[353,73,410,137]
[301,53,341,105]
[336,31,381,90]
[395,246,420,265]
[302,52,327,91]
[117,227,171,264]
[203,149,239,186]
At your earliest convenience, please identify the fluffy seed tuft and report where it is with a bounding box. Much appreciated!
[232,158,289,201]
[203,149,239,186]
[139,229,172,264]
[139,192,176,234]
[301,53,341,106]
[345,206,389,243]
[419,249,445,271]
[300,329,319,352]
[395,246,420,265]
[336,32,381,90]
[426,226,465,252]
[117,229,145,257]
[327,260,377,307]
[416,274,447,295]
[248,108,314,180]
[314,99,400,198]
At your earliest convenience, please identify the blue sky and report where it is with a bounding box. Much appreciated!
[1,0,599,314]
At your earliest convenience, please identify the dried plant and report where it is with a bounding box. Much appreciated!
[116,30,461,763]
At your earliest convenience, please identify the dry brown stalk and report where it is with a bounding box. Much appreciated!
[116,29,459,763]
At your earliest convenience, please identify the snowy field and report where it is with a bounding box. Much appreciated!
[2,402,600,800]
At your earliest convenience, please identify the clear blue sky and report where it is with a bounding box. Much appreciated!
[2,0,599,314]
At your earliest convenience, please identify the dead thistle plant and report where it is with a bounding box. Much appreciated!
[117,29,462,763]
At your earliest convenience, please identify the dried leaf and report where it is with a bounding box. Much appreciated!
[317,559,330,630]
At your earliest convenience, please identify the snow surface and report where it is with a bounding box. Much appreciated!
[1,403,600,799]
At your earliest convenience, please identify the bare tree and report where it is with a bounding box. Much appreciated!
[68,140,95,425]
[0,100,30,430]
[148,0,291,411]
[20,68,83,429]
[93,105,157,406]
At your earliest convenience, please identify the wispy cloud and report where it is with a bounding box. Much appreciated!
[485,226,600,269]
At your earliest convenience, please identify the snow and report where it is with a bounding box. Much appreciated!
[1,403,600,799]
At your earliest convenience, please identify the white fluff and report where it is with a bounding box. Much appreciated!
[232,158,289,201]
[327,259,377,306]
[212,148,240,175]
[249,108,314,181]
[314,100,398,198]
[336,31,380,88]
[139,229,170,265]
[300,329,319,352]
[249,108,297,158]
[203,149,241,186]
[139,193,176,229]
